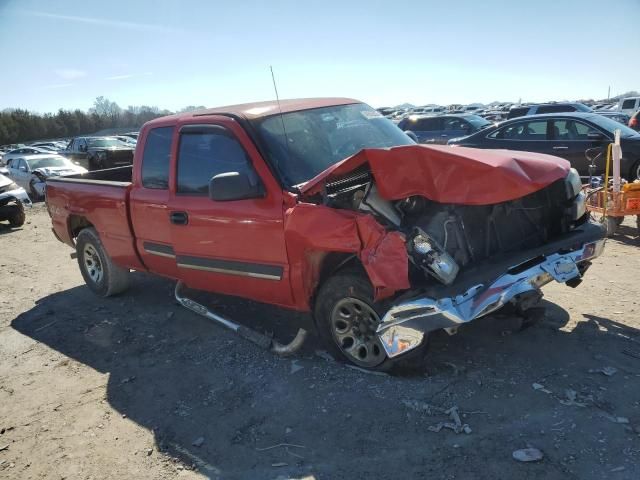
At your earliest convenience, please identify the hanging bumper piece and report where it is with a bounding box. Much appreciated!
[174,281,308,356]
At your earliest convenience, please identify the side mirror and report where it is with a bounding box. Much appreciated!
[587,132,605,141]
[405,130,419,143]
[208,171,263,202]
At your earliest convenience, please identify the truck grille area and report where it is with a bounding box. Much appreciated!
[408,179,570,268]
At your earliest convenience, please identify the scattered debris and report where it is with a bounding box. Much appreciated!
[256,443,305,452]
[0,444,9,452]
[290,360,304,375]
[166,311,174,320]
[559,389,586,407]
[600,413,629,424]
[192,437,205,447]
[271,462,288,467]
[402,399,442,415]
[120,376,136,385]
[345,364,388,376]
[146,448,153,456]
[532,383,552,394]
[427,406,472,434]
[611,466,626,473]
[589,366,618,377]
[512,448,544,462]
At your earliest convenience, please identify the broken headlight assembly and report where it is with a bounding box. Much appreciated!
[408,229,459,285]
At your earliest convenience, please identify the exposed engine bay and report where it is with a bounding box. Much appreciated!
[309,165,587,287]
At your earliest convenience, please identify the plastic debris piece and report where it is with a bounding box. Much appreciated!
[512,448,544,462]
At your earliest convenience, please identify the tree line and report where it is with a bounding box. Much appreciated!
[0,97,205,145]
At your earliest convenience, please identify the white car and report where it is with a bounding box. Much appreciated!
[0,173,31,227]
[1,146,55,166]
[5,154,87,200]
[619,97,640,116]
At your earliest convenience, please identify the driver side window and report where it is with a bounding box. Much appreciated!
[177,126,256,195]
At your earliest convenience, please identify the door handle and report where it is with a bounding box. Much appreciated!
[553,146,568,150]
[170,211,188,225]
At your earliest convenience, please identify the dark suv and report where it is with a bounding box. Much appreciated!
[507,103,592,120]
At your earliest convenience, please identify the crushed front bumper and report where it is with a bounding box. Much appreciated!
[0,187,32,207]
[377,223,606,358]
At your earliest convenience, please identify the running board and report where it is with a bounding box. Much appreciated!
[174,281,308,356]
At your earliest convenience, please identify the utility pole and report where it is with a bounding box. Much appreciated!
[607,86,610,100]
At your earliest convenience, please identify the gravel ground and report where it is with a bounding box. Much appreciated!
[1,204,640,479]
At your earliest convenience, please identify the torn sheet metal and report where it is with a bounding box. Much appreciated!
[301,144,570,205]
[284,204,409,309]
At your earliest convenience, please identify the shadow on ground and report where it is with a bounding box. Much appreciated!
[11,273,640,479]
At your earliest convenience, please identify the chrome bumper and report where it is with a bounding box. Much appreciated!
[377,238,606,358]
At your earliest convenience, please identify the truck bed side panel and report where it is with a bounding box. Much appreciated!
[46,179,145,270]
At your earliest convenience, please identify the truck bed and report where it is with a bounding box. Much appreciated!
[46,166,144,270]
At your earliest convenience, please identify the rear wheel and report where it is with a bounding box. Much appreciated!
[314,269,428,372]
[76,227,130,297]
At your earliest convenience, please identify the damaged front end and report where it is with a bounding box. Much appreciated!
[299,145,606,359]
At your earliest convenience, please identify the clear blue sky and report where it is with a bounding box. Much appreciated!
[1,0,638,113]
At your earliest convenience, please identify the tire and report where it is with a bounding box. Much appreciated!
[7,203,25,227]
[76,227,130,297]
[314,269,429,372]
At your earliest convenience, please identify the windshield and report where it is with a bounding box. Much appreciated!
[88,138,128,148]
[588,114,639,138]
[254,103,414,186]
[28,157,69,169]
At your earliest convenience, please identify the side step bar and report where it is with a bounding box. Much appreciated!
[174,281,308,356]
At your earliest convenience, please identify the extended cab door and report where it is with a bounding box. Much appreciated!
[129,124,179,279]
[167,116,293,306]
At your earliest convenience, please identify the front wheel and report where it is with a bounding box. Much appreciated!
[7,203,25,227]
[76,227,130,297]
[314,269,428,372]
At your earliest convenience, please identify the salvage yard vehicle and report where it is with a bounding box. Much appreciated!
[0,172,30,227]
[60,136,134,170]
[5,154,87,200]
[449,112,640,180]
[398,114,492,144]
[45,98,605,371]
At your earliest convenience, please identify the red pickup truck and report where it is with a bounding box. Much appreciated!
[46,98,606,371]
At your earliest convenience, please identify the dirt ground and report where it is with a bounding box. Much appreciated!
[1,204,640,480]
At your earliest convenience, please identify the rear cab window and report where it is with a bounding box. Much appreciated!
[176,125,255,195]
[141,126,173,189]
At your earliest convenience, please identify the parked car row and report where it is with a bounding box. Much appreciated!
[448,112,640,180]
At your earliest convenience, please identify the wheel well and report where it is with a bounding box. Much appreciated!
[310,252,364,309]
[68,215,93,240]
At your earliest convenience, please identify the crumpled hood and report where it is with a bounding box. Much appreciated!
[301,144,570,206]
[34,166,85,177]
